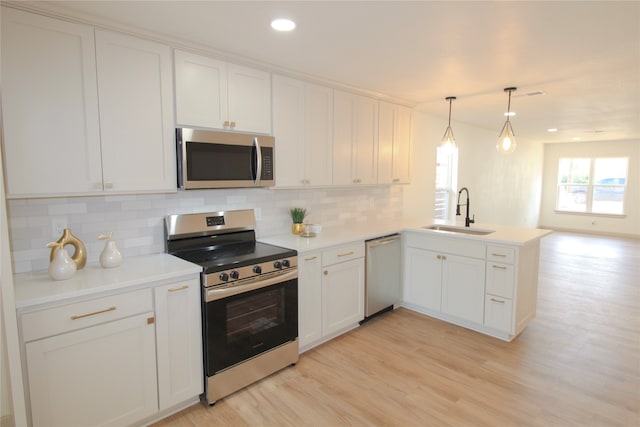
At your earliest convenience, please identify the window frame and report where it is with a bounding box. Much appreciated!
[555,156,628,216]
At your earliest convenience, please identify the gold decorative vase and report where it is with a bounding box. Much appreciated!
[292,223,303,235]
[49,228,87,270]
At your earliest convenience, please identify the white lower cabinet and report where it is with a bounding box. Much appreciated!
[441,254,486,324]
[154,279,203,410]
[24,292,158,427]
[298,242,365,351]
[402,232,541,341]
[20,276,202,427]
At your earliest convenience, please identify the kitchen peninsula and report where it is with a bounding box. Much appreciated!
[260,220,552,344]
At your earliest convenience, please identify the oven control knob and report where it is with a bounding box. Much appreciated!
[229,270,239,279]
[219,272,229,282]
[282,259,291,268]
[253,265,262,274]
[273,261,282,269]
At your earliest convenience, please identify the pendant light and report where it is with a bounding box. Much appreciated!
[439,96,457,153]
[496,87,517,154]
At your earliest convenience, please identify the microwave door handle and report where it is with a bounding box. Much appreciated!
[253,137,262,186]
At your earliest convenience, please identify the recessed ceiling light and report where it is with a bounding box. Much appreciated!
[573,137,582,141]
[547,128,558,132]
[271,19,295,31]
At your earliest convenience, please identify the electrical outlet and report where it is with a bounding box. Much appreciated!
[51,217,68,238]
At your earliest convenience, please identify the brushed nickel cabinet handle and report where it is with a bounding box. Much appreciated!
[337,251,355,257]
[70,306,116,320]
[104,182,114,189]
[492,265,507,270]
[490,298,505,304]
[304,256,318,261]
[491,253,507,257]
[168,284,189,292]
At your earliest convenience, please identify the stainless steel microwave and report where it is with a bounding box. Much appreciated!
[176,128,275,189]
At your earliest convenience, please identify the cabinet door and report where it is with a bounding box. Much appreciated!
[26,313,158,427]
[403,247,442,311]
[154,280,203,410]
[441,254,486,324]
[332,90,355,185]
[354,95,379,185]
[96,30,175,193]
[377,101,395,184]
[304,83,334,186]
[272,75,306,187]
[227,63,271,134]
[484,295,513,333]
[392,105,412,184]
[1,8,102,197]
[322,258,364,336]
[298,252,323,348]
[174,50,228,129]
[486,262,515,298]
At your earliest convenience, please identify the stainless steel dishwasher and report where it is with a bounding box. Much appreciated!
[362,233,402,323]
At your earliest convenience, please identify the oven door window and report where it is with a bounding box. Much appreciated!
[186,141,256,181]
[205,278,297,375]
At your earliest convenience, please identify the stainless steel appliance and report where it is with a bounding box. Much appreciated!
[176,127,275,189]
[362,234,402,322]
[165,209,298,405]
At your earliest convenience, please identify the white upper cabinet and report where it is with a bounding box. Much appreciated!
[333,91,379,185]
[378,101,412,184]
[1,8,102,197]
[175,50,271,134]
[272,75,333,187]
[95,30,176,193]
[1,10,176,198]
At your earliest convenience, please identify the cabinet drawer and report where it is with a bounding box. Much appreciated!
[487,245,515,264]
[484,294,513,333]
[22,288,153,342]
[405,233,485,259]
[322,242,365,266]
[485,262,515,298]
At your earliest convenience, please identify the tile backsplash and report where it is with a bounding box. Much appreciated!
[7,186,404,273]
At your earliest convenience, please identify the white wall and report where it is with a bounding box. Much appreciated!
[406,109,544,228]
[7,186,404,273]
[539,140,640,237]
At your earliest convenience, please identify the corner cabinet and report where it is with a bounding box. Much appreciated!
[1,9,176,198]
[174,50,271,134]
[16,265,202,427]
[272,75,333,187]
[298,242,365,352]
[402,231,541,341]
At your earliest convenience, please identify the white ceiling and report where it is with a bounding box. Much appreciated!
[30,0,640,145]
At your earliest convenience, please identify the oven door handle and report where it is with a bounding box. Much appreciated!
[206,268,297,302]
[253,137,262,186]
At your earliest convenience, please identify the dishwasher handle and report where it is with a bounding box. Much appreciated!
[367,234,400,249]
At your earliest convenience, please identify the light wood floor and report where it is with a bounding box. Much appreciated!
[153,232,640,426]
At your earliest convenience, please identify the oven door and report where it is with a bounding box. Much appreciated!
[203,269,298,376]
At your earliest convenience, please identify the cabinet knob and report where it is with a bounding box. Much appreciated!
[323,270,328,275]
[393,178,400,183]
[104,182,114,189]
[223,120,230,127]
[230,121,236,128]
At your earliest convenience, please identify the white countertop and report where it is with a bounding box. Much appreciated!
[14,254,202,310]
[259,218,552,253]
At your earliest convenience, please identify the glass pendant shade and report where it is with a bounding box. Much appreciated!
[439,96,457,153]
[496,120,516,154]
[496,87,517,155]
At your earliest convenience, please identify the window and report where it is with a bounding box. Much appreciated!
[434,146,458,220]
[556,157,628,215]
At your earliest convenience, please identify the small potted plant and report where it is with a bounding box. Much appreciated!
[289,208,307,235]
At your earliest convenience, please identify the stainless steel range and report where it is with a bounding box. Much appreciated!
[165,209,298,405]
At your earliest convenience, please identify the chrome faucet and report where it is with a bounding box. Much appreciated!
[456,187,475,227]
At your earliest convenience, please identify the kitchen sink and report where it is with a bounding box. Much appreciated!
[422,225,495,235]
